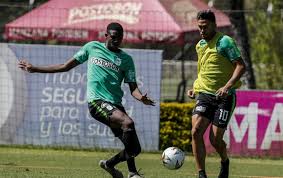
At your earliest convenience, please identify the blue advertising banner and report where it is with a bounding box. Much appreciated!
[0,43,162,151]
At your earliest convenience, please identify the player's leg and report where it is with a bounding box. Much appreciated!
[88,100,125,178]
[109,110,143,178]
[209,125,229,178]
[192,114,211,178]
[89,101,141,177]
[209,126,227,161]
[210,94,236,178]
[88,100,141,159]
[110,109,141,158]
[191,93,216,178]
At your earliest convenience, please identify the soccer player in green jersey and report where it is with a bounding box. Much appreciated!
[187,10,246,178]
[18,22,154,178]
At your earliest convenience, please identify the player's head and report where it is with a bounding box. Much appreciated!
[197,10,217,41]
[105,22,124,51]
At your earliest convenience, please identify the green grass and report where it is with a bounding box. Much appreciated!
[0,147,283,178]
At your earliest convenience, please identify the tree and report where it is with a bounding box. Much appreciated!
[206,0,283,89]
[246,0,283,89]
[212,0,256,89]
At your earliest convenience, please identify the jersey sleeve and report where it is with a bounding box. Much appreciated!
[73,42,91,63]
[124,56,136,83]
[219,36,241,61]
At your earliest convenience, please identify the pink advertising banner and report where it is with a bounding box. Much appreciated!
[205,90,283,157]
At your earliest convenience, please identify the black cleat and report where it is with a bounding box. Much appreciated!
[199,174,208,178]
[128,169,144,178]
[99,160,124,178]
[218,159,229,178]
[199,170,208,178]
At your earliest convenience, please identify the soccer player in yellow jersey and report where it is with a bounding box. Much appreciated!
[187,10,246,178]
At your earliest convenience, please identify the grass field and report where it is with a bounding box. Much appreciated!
[0,147,283,178]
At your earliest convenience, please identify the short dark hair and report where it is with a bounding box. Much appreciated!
[107,22,124,34]
[197,9,216,23]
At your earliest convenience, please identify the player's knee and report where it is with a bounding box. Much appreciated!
[121,117,134,131]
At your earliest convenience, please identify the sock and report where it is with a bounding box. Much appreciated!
[106,150,127,168]
[106,149,139,170]
[106,128,141,169]
[121,129,141,159]
[199,170,207,176]
[127,157,137,173]
[221,158,230,165]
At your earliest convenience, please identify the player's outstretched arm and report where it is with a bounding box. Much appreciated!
[18,58,80,73]
[128,82,155,106]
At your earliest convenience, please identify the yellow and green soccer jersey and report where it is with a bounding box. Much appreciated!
[74,41,136,106]
[193,32,242,95]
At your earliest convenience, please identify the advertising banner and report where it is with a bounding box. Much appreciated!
[0,43,162,151]
[205,90,283,156]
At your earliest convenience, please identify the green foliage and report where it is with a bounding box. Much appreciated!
[247,1,283,89]
[159,102,194,152]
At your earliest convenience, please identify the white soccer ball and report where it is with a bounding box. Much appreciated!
[162,147,185,170]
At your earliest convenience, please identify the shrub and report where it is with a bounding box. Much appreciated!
[159,102,195,152]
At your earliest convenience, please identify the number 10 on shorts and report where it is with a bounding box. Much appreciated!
[219,109,229,122]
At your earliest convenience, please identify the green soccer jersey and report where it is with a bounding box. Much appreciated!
[193,32,242,95]
[73,41,136,106]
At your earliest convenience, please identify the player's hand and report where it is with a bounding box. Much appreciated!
[216,86,229,98]
[141,93,155,106]
[18,60,34,73]
[187,89,195,99]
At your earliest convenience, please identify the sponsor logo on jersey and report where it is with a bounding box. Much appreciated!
[114,56,122,66]
[90,57,119,72]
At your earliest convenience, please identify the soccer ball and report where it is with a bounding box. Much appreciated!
[161,147,185,170]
